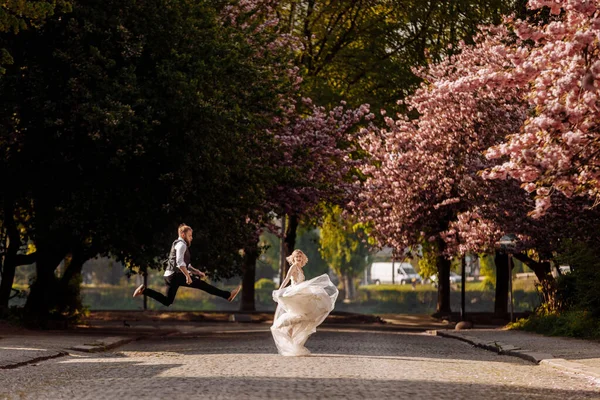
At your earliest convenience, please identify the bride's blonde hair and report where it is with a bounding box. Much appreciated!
[286,249,308,268]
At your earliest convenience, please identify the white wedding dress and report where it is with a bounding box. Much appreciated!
[270,265,339,356]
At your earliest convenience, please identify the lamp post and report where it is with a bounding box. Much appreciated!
[498,234,517,322]
[461,256,466,321]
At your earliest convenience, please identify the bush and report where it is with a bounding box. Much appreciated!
[510,311,600,339]
[555,239,600,317]
[510,239,600,338]
[255,278,276,290]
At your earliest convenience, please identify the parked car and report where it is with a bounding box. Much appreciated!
[370,262,422,285]
[429,271,462,287]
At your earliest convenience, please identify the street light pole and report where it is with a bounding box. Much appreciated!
[461,256,466,321]
[498,234,517,323]
[508,254,514,322]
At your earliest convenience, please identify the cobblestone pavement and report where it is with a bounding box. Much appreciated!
[1,327,599,400]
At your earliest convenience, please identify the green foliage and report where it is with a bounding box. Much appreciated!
[257,225,329,279]
[279,0,519,112]
[254,278,275,291]
[1,0,288,272]
[509,311,600,340]
[0,0,298,320]
[355,285,538,314]
[553,240,600,317]
[478,253,496,289]
[417,240,438,280]
[510,239,600,337]
[319,205,370,279]
[0,1,71,73]
[0,0,71,34]
[296,225,329,278]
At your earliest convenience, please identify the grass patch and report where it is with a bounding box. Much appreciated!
[359,280,536,293]
[360,284,436,292]
[509,311,600,340]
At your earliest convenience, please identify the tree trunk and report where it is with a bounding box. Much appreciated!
[435,253,452,315]
[494,251,509,316]
[278,215,287,285]
[23,207,68,325]
[281,214,299,279]
[0,197,19,309]
[60,247,86,289]
[343,272,354,301]
[512,253,551,283]
[240,243,258,312]
[512,252,555,308]
[56,246,88,315]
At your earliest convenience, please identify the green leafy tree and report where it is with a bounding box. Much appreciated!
[479,253,496,289]
[0,0,71,72]
[279,0,519,111]
[319,205,370,300]
[0,0,290,323]
[296,226,329,278]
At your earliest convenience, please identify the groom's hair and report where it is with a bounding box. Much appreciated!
[178,224,192,236]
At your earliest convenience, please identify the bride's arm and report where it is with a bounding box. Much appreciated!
[278,264,296,290]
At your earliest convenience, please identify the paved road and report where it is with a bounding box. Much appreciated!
[1,327,599,399]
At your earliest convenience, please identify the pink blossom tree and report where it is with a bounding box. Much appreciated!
[271,99,372,270]
[220,0,372,309]
[353,1,600,314]
[351,24,530,314]
[484,0,600,217]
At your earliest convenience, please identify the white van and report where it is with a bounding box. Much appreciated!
[370,262,422,285]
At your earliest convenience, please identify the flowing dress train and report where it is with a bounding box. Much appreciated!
[271,270,338,356]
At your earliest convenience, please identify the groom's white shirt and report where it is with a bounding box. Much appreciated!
[164,239,188,277]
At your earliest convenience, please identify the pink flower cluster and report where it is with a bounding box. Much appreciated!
[272,100,373,218]
[351,3,600,257]
[220,1,372,228]
[484,0,600,217]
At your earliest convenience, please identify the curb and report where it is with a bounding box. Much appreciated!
[0,351,68,370]
[68,336,142,353]
[0,330,178,369]
[427,330,600,382]
[68,329,179,353]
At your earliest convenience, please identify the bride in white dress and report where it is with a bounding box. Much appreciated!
[270,249,339,356]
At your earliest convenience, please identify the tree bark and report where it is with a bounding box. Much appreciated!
[512,253,551,283]
[240,243,258,312]
[0,197,19,309]
[56,245,88,314]
[281,214,299,279]
[436,255,452,315]
[343,272,354,301]
[512,252,555,307]
[278,215,287,285]
[494,251,509,316]
[435,238,451,315]
[60,246,86,289]
[24,198,69,325]
[24,252,65,325]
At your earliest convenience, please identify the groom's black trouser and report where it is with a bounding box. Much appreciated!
[143,273,231,306]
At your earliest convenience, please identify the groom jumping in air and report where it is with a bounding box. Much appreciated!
[133,224,241,305]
